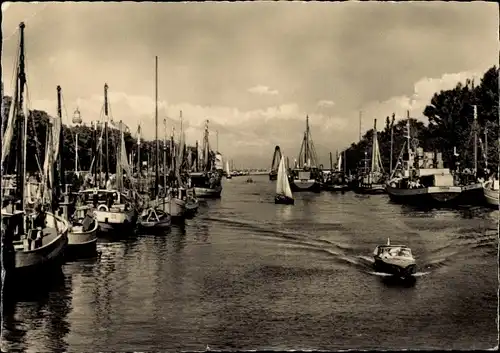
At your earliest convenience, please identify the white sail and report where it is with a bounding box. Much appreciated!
[337,154,342,171]
[226,160,231,175]
[276,155,293,199]
[1,96,16,165]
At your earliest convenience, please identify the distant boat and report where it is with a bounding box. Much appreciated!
[225,160,232,179]
[354,119,386,194]
[289,116,322,192]
[483,179,499,208]
[373,238,417,279]
[275,155,294,205]
[269,146,281,181]
[185,188,199,217]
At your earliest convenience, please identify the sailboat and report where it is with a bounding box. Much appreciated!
[1,23,69,286]
[52,86,98,258]
[289,115,322,192]
[269,146,281,181]
[190,120,223,198]
[385,111,462,207]
[275,155,294,205]
[354,119,386,194]
[78,85,137,233]
[323,151,349,192]
[483,178,499,208]
[225,160,232,179]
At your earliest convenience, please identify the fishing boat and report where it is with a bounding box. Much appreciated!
[225,160,232,179]
[269,146,281,181]
[289,116,322,193]
[185,187,199,217]
[275,155,294,205]
[483,178,499,208]
[373,238,417,278]
[354,119,387,194]
[1,23,69,287]
[79,188,137,233]
[190,120,223,198]
[65,205,99,258]
[137,207,171,231]
[386,112,462,207]
[322,151,349,192]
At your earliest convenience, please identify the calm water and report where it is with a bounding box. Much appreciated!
[2,175,498,352]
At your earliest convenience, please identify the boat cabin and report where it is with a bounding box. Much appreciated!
[374,245,413,258]
[78,189,129,207]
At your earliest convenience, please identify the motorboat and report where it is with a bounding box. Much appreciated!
[373,238,417,278]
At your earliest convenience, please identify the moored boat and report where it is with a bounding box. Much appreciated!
[137,207,171,231]
[373,238,417,278]
[289,115,322,192]
[483,179,499,208]
[65,206,99,259]
[275,154,294,205]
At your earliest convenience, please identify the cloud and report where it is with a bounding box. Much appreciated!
[317,100,335,108]
[247,85,279,96]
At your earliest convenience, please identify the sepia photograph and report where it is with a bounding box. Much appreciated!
[1,1,498,352]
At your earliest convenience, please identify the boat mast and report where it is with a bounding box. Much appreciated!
[371,119,377,174]
[305,115,309,166]
[484,124,488,170]
[389,113,395,174]
[104,83,109,186]
[473,105,478,176]
[406,110,411,176]
[56,85,65,196]
[163,118,167,189]
[155,56,159,197]
[16,22,27,210]
[137,123,141,176]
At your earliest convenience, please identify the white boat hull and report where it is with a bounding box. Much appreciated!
[94,209,137,233]
[483,181,499,207]
[67,218,99,257]
[194,186,222,198]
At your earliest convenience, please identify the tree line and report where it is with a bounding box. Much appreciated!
[344,66,499,175]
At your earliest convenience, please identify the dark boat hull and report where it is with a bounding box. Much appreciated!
[269,172,278,181]
[353,183,386,195]
[65,239,97,260]
[322,183,350,192]
[457,183,484,206]
[373,259,417,278]
[275,195,294,205]
[386,185,462,207]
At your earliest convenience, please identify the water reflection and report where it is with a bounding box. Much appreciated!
[1,269,72,353]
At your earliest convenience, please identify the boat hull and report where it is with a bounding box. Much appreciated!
[269,172,278,181]
[458,182,485,206]
[354,183,386,195]
[95,209,137,234]
[483,182,499,208]
[194,186,222,198]
[290,179,321,193]
[322,183,349,192]
[386,184,462,207]
[275,194,294,205]
[373,259,417,278]
[66,219,99,259]
[2,213,69,287]
[150,197,186,221]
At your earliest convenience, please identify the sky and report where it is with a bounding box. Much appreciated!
[2,1,498,168]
